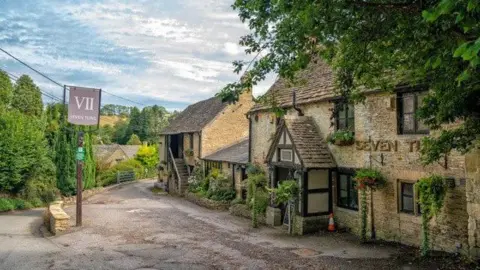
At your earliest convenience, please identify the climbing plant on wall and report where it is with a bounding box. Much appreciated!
[354,168,387,242]
[245,163,268,228]
[415,175,446,257]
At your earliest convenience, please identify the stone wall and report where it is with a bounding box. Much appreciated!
[293,215,329,235]
[183,132,201,166]
[184,192,230,211]
[44,201,70,235]
[466,148,480,257]
[202,91,254,158]
[250,91,473,254]
[229,204,266,225]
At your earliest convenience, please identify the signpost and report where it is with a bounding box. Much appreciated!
[67,86,101,227]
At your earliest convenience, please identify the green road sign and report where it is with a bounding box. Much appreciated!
[76,147,85,161]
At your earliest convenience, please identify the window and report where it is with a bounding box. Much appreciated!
[399,181,420,215]
[335,103,355,131]
[337,172,358,210]
[279,149,293,162]
[398,91,429,134]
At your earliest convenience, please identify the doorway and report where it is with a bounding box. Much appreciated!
[169,134,184,159]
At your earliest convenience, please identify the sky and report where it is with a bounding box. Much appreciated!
[0,0,276,111]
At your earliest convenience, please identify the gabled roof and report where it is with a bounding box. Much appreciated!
[250,60,336,113]
[267,116,335,169]
[118,145,140,159]
[161,97,228,135]
[203,139,249,164]
[94,144,121,160]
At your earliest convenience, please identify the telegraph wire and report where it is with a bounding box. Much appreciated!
[0,47,146,106]
[3,69,63,102]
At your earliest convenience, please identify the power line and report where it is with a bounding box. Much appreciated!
[0,47,146,106]
[2,69,63,102]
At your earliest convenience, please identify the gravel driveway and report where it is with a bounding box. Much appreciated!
[1,180,470,269]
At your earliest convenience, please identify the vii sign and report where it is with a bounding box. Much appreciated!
[68,86,101,126]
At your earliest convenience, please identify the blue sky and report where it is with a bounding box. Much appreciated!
[0,0,275,111]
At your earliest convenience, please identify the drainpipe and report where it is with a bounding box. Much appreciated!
[292,89,304,116]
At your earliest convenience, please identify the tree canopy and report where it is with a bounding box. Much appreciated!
[0,70,13,108]
[219,0,480,163]
[11,75,43,117]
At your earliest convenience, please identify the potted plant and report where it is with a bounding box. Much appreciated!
[354,168,387,190]
[327,130,355,146]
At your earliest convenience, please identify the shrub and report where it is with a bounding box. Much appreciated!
[269,180,298,206]
[135,144,158,169]
[0,198,14,212]
[97,159,145,187]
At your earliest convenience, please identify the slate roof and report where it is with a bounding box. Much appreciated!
[161,97,228,134]
[251,60,336,112]
[94,144,121,159]
[203,139,249,164]
[118,145,140,159]
[267,116,335,169]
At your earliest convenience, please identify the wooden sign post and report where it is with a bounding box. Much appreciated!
[67,86,101,227]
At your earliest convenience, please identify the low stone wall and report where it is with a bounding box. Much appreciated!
[229,204,266,225]
[292,215,329,235]
[184,192,230,211]
[44,201,70,235]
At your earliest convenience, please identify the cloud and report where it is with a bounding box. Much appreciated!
[0,0,276,110]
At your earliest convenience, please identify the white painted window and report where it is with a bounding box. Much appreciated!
[280,149,293,162]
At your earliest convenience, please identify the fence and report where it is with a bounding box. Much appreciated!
[116,170,136,184]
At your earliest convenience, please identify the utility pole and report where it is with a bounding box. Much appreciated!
[76,131,84,226]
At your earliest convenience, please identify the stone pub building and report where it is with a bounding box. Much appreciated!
[248,60,480,256]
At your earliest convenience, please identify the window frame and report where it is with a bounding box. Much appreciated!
[334,102,355,132]
[398,180,421,215]
[397,91,429,135]
[279,149,293,162]
[336,170,358,211]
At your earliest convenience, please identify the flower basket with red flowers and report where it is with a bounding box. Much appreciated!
[354,168,387,190]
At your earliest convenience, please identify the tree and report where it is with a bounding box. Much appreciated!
[127,134,142,145]
[112,120,129,144]
[0,70,13,108]
[83,132,96,189]
[55,123,76,196]
[11,75,43,117]
[123,107,141,143]
[0,109,55,194]
[220,0,480,164]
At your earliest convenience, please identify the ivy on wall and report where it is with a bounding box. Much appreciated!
[415,175,446,257]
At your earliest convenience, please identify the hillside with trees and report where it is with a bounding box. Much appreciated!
[0,70,172,211]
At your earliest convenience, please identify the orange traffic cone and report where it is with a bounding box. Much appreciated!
[328,213,336,232]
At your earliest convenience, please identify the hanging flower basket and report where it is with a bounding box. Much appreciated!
[327,130,355,146]
[354,168,387,190]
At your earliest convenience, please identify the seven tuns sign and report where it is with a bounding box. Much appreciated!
[68,86,101,126]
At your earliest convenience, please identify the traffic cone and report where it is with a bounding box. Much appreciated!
[328,213,336,232]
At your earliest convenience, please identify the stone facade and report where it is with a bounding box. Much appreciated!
[250,91,476,255]
[202,91,254,157]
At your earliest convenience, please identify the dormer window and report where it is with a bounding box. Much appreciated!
[335,102,354,131]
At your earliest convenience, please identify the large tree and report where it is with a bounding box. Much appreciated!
[219,0,480,163]
[0,70,13,108]
[11,75,43,117]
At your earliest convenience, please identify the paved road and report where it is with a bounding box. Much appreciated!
[0,181,457,269]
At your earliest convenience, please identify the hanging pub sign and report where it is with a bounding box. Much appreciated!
[67,86,101,126]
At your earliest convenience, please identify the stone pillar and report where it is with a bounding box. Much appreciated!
[466,148,480,258]
[266,206,282,226]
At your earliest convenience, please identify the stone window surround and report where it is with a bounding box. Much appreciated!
[397,179,421,216]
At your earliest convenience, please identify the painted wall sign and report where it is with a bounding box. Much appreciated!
[355,140,421,152]
[68,86,101,126]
